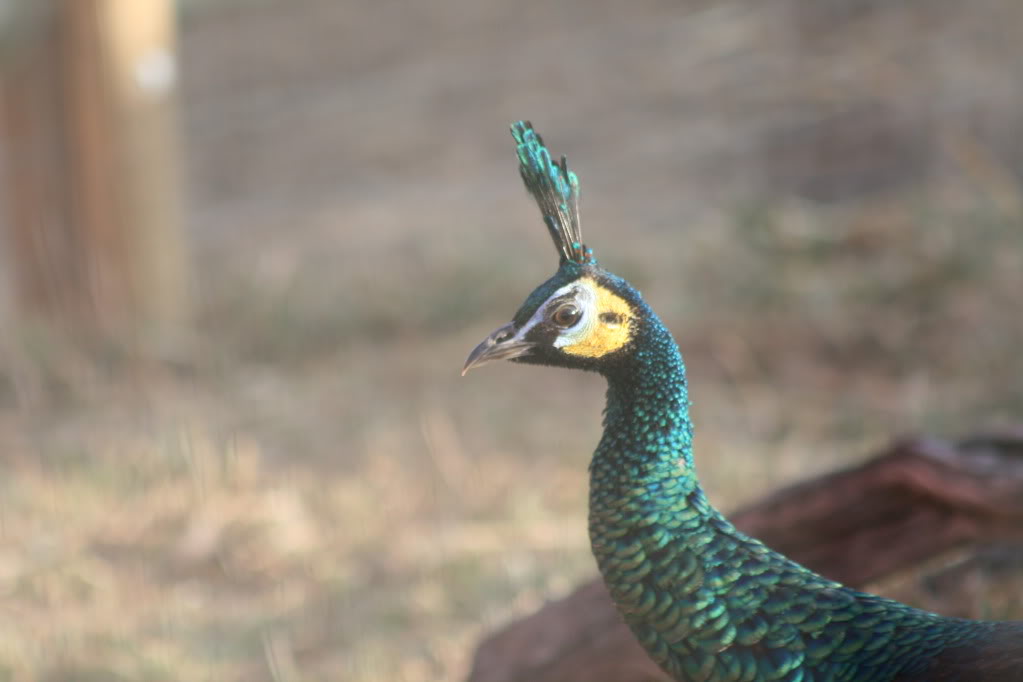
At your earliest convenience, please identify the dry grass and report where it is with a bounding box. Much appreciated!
[2,0,1023,680]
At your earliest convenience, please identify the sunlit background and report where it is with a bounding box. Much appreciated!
[0,1,1021,680]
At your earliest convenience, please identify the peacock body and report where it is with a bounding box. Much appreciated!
[463,122,1023,681]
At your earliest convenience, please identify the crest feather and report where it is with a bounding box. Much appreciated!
[511,121,594,266]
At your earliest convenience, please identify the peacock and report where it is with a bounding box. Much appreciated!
[462,121,1023,681]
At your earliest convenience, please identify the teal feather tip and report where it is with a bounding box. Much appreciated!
[510,121,594,266]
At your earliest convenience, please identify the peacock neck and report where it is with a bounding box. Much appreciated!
[590,311,706,526]
[585,311,992,681]
[588,311,797,675]
[598,317,696,476]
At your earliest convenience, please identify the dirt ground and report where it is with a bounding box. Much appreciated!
[1,0,1022,679]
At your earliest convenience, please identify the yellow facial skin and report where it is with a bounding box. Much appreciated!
[559,278,635,359]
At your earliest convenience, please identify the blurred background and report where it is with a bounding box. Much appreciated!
[0,0,1021,679]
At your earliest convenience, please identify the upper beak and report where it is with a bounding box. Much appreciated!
[462,322,534,375]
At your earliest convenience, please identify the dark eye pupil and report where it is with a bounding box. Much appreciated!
[554,305,581,327]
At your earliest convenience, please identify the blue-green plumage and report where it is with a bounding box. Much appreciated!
[511,121,594,266]
[464,121,1023,681]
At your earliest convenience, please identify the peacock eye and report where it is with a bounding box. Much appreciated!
[552,304,582,328]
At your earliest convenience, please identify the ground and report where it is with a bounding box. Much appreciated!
[1,0,1022,679]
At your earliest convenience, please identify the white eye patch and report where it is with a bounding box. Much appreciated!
[552,284,597,348]
[514,280,592,339]
[515,278,597,341]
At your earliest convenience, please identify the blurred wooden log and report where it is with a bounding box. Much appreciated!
[0,0,188,339]
[468,429,1023,682]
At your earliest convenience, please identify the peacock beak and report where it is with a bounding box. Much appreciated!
[462,322,534,375]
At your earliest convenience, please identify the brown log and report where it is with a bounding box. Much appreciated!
[467,429,1023,682]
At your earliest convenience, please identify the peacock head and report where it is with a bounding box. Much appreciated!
[463,122,647,376]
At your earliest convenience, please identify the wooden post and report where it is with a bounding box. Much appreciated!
[0,0,188,342]
[95,0,189,335]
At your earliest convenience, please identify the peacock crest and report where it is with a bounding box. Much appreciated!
[511,121,594,267]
